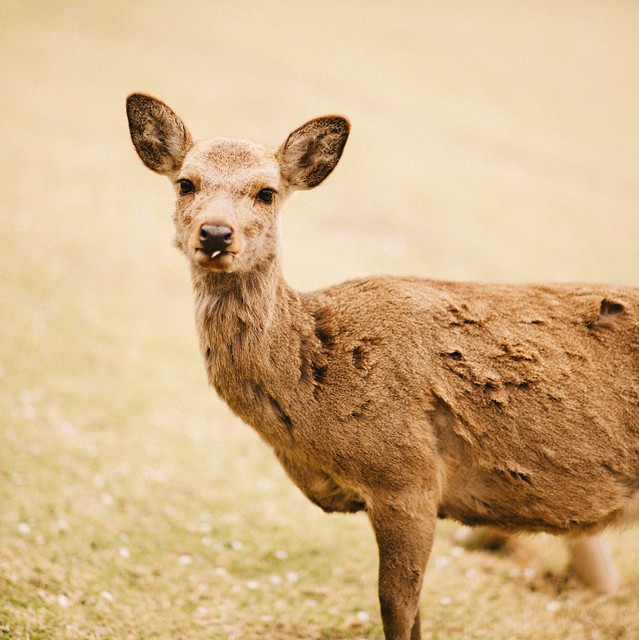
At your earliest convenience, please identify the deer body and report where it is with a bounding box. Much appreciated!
[127,94,638,640]
[198,270,639,530]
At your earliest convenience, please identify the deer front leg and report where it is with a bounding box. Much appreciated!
[369,494,436,640]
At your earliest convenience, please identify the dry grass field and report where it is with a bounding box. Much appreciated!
[1,1,639,638]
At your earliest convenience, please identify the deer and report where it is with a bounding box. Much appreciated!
[126,93,639,640]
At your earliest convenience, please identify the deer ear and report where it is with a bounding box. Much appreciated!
[126,93,194,177]
[277,116,350,190]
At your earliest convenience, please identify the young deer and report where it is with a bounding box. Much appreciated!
[126,94,639,639]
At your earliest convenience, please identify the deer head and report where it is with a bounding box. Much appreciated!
[126,94,350,274]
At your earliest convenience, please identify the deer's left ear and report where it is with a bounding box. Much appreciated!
[277,116,350,190]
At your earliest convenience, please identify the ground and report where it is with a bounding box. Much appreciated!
[1,1,638,638]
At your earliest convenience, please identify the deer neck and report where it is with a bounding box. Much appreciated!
[190,258,308,442]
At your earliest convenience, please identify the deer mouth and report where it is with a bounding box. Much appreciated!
[193,247,237,270]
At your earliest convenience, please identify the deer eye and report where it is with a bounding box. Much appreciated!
[177,178,195,195]
[256,188,275,204]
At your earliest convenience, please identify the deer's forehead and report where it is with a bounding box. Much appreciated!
[183,138,280,182]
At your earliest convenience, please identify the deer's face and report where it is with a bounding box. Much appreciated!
[126,93,349,276]
[173,139,286,273]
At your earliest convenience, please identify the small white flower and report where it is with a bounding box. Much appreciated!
[119,547,130,559]
[17,522,31,535]
[356,611,370,622]
[268,574,283,585]
[246,580,259,590]
[100,493,114,506]
[201,536,213,547]
[100,590,114,602]
[230,540,244,551]
[274,549,288,560]
[546,600,561,613]
[178,554,193,565]
[439,596,452,605]
[57,594,70,607]
[435,555,450,567]
[286,572,299,583]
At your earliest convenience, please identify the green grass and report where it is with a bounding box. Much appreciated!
[1,1,639,638]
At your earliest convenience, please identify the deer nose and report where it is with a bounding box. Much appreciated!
[199,224,233,254]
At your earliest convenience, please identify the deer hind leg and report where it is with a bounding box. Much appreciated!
[567,533,619,593]
[453,525,509,551]
[369,493,436,640]
[455,526,619,593]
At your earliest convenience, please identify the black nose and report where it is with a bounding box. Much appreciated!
[199,225,233,254]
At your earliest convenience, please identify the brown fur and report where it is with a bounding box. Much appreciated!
[126,94,639,640]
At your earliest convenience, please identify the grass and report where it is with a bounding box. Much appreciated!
[1,1,639,638]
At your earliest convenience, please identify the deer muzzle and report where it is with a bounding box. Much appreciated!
[199,224,233,256]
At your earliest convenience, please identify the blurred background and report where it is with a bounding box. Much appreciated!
[1,2,638,639]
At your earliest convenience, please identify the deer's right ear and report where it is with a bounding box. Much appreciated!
[126,94,194,177]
